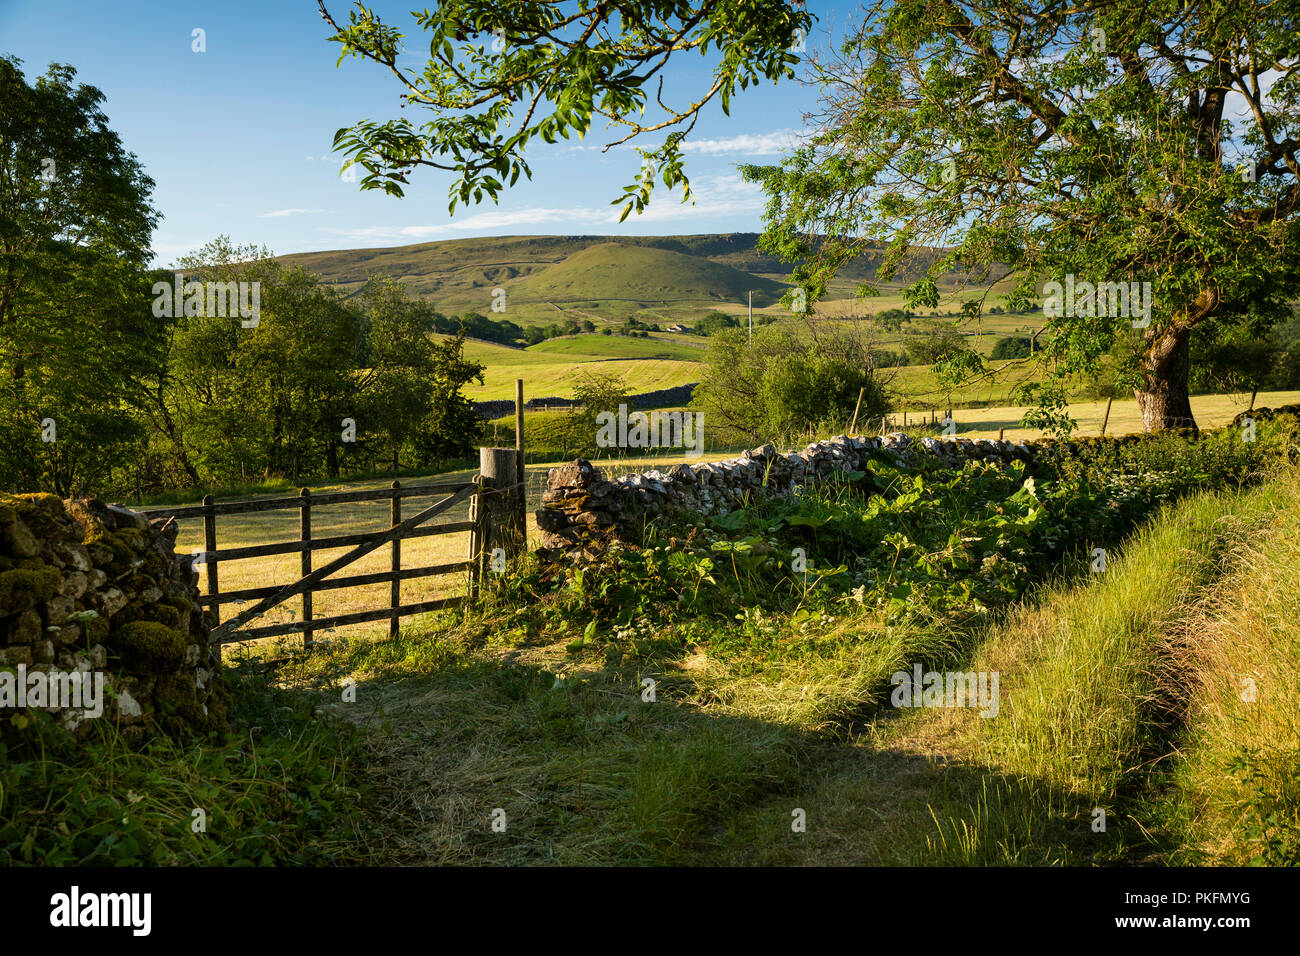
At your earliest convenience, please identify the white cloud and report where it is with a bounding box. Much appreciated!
[323,206,604,242]
[680,129,805,155]
[562,128,806,157]
[320,172,764,243]
[258,208,329,218]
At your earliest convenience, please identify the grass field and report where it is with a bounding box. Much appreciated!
[453,334,702,400]
[454,305,1054,403]
[944,389,1300,440]
[524,334,705,360]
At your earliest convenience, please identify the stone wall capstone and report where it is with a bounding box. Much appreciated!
[0,493,229,741]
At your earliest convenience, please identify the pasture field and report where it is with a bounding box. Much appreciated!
[524,334,705,360]
[456,323,1047,404]
[453,334,704,400]
[453,305,1051,403]
[947,390,1300,441]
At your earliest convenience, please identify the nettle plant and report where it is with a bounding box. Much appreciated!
[528,452,1126,633]
[742,0,1300,434]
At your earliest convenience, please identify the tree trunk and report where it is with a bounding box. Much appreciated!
[1135,327,1197,433]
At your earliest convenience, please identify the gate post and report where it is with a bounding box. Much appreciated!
[479,447,524,576]
[390,480,401,638]
[300,487,314,647]
[467,474,484,598]
[515,379,527,547]
[203,494,220,662]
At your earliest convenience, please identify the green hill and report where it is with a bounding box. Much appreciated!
[507,242,785,308]
[278,233,865,312]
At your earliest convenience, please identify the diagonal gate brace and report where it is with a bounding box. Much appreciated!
[210,483,475,644]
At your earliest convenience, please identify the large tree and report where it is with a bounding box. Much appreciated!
[0,57,161,494]
[156,240,485,484]
[741,0,1300,432]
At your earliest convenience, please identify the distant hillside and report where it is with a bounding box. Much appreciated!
[509,242,785,307]
[276,233,879,312]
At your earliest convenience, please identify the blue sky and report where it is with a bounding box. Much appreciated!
[1,1,853,265]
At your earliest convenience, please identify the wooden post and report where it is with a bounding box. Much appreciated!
[480,447,523,573]
[467,475,482,598]
[848,386,865,435]
[300,488,314,648]
[390,480,401,639]
[203,495,220,662]
[1100,395,1114,437]
[1248,387,1258,411]
[515,379,527,544]
[998,427,1005,441]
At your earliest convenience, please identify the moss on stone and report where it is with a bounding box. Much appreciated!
[204,674,231,730]
[0,565,61,616]
[85,541,115,566]
[82,529,139,570]
[143,550,169,577]
[113,600,181,630]
[108,620,188,671]
[82,613,110,645]
[115,527,146,551]
[153,672,228,735]
[0,493,64,539]
[0,492,60,519]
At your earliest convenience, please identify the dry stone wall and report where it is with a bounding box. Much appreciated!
[0,493,228,741]
[537,406,1300,561]
[536,432,1043,560]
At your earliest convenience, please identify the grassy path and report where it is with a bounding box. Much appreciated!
[695,471,1299,865]
[259,465,1300,865]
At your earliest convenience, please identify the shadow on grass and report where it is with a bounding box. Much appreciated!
[243,633,1145,867]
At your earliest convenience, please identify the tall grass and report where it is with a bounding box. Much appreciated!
[1160,468,1300,864]
[0,666,378,865]
[890,467,1300,864]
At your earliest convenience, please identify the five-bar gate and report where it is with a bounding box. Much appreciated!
[138,478,483,649]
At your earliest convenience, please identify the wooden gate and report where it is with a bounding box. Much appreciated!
[138,478,481,649]
[138,379,529,650]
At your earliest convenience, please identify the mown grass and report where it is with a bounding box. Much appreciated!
[252,625,810,864]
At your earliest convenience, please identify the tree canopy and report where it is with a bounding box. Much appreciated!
[0,57,161,494]
[318,0,811,218]
[741,0,1300,432]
